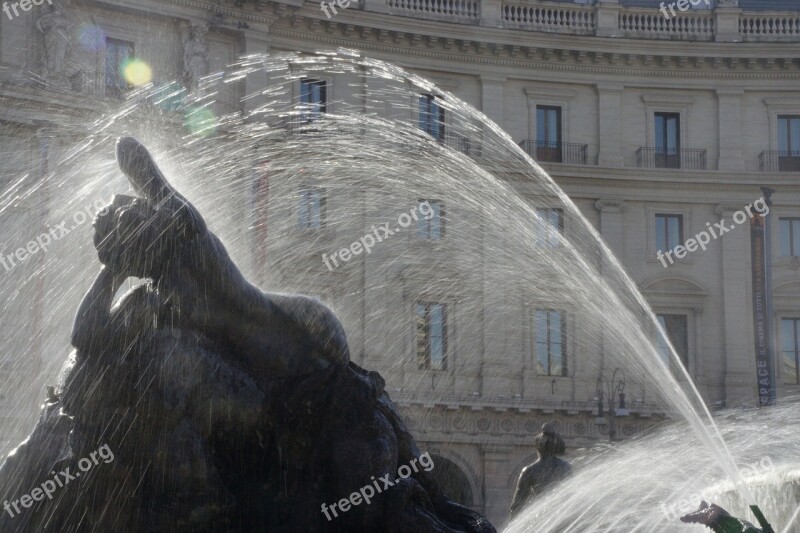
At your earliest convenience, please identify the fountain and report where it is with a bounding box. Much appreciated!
[0,50,795,530]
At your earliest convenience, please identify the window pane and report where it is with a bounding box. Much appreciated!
[780,219,791,256]
[791,118,800,152]
[779,117,790,152]
[429,304,445,369]
[782,319,799,385]
[549,311,563,375]
[536,108,546,142]
[535,310,549,375]
[667,216,681,250]
[655,215,666,252]
[430,202,441,239]
[656,315,671,365]
[655,115,664,149]
[666,116,678,151]
[794,220,800,257]
[416,304,428,368]
[547,110,559,144]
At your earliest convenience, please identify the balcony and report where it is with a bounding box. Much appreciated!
[635,147,707,170]
[519,140,588,165]
[759,150,800,172]
[439,130,472,155]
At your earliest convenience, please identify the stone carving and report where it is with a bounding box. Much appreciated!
[680,501,774,533]
[0,137,496,533]
[508,422,572,518]
[36,1,71,85]
[182,23,209,91]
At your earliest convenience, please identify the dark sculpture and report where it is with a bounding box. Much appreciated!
[0,137,496,532]
[508,422,572,517]
[681,501,775,533]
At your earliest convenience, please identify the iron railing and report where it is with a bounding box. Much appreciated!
[519,140,588,165]
[759,150,800,172]
[636,147,707,170]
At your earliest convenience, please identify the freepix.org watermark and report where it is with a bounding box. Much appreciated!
[659,456,775,522]
[0,197,111,274]
[659,0,710,21]
[322,201,435,271]
[3,444,115,519]
[320,452,435,521]
[657,196,769,268]
[2,0,53,22]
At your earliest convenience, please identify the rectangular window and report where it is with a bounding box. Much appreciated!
[419,95,445,141]
[782,318,800,385]
[416,303,447,370]
[300,79,327,121]
[779,218,800,257]
[536,105,562,163]
[297,188,325,229]
[656,314,689,368]
[655,214,683,254]
[417,200,444,240]
[654,112,681,168]
[534,208,563,248]
[535,309,566,376]
[105,38,135,98]
[778,116,800,171]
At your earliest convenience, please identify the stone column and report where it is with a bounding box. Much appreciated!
[241,28,273,115]
[716,203,755,403]
[480,74,506,127]
[716,88,745,172]
[481,444,513,525]
[595,83,624,167]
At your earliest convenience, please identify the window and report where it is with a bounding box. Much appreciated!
[419,95,445,141]
[655,214,683,254]
[536,105,562,162]
[654,112,680,168]
[105,38,135,98]
[780,218,800,257]
[534,208,563,248]
[782,318,800,385]
[417,200,444,240]
[778,116,800,171]
[300,79,327,121]
[416,303,447,370]
[656,314,689,368]
[297,188,325,229]
[535,309,566,376]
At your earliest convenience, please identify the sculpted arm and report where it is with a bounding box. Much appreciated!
[71,267,126,353]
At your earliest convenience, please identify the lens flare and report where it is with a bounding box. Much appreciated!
[123,60,153,87]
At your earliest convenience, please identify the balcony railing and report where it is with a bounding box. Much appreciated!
[519,140,588,165]
[636,147,707,170]
[440,130,472,155]
[760,150,800,172]
[371,0,800,42]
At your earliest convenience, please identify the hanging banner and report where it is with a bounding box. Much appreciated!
[751,189,776,406]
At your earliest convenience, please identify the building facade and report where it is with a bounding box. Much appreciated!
[1,0,800,524]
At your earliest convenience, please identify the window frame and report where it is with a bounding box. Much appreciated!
[419,94,445,141]
[534,207,564,248]
[417,199,445,241]
[779,217,800,257]
[656,313,689,369]
[415,302,448,370]
[782,317,800,385]
[654,112,681,168]
[105,37,135,98]
[655,213,684,254]
[534,308,567,377]
[299,78,328,122]
[297,187,326,229]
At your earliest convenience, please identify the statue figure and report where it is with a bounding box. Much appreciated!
[0,137,496,532]
[681,501,775,533]
[182,23,209,91]
[36,1,71,83]
[508,422,573,517]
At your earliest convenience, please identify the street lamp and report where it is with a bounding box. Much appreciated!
[595,368,627,442]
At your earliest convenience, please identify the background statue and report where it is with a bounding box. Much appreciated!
[681,501,775,533]
[36,1,71,83]
[182,23,209,91]
[508,422,573,518]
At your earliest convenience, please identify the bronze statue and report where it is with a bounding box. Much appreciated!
[0,137,496,532]
[681,501,775,533]
[508,422,572,517]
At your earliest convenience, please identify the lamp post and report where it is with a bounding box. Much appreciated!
[595,368,627,442]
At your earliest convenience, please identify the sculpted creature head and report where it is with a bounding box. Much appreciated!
[94,137,207,281]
